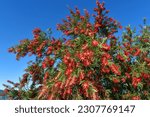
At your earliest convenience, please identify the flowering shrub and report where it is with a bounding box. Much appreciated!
[3,1,150,100]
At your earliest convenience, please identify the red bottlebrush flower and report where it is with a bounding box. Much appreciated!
[80,29,85,34]
[81,43,88,50]
[133,48,141,56]
[119,25,123,29]
[64,77,71,88]
[49,60,54,66]
[37,53,42,57]
[113,78,119,83]
[46,46,53,55]
[143,91,148,96]
[144,58,150,63]
[47,93,54,100]
[143,39,149,42]
[83,60,91,67]
[38,86,48,99]
[124,50,130,56]
[87,70,93,77]
[92,40,99,46]
[102,52,111,59]
[109,18,114,22]
[65,68,73,76]
[101,57,108,66]
[63,53,71,64]
[3,89,9,94]
[66,16,71,21]
[83,90,89,98]
[20,74,28,84]
[16,48,21,53]
[86,23,92,28]
[34,34,40,39]
[113,87,119,92]
[101,67,110,73]
[141,73,150,79]
[116,54,125,62]
[69,76,77,86]
[126,27,130,32]
[60,82,65,89]
[76,9,80,16]
[44,72,49,81]
[8,47,14,53]
[53,82,62,89]
[125,73,130,78]
[109,64,121,75]
[121,78,126,83]
[82,81,89,90]
[79,71,85,81]
[64,30,73,35]
[94,23,101,28]
[91,92,99,100]
[65,88,72,95]
[42,62,47,69]
[132,77,142,88]
[123,42,130,48]
[77,54,85,61]
[132,96,140,100]
[32,28,41,35]
[102,44,110,51]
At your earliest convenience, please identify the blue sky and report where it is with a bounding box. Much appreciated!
[0,0,150,89]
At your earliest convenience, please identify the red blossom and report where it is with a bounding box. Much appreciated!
[132,96,140,100]
[32,28,41,35]
[109,64,121,75]
[132,77,142,88]
[92,40,99,46]
[82,82,89,90]
[125,72,130,79]
[101,67,110,73]
[102,44,110,51]
[101,57,108,66]
[116,54,125,62]
[113,78,119,83]
[133,48,141,56]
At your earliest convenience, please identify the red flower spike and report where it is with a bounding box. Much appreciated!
[66,88,72,95]
[133,48,141,56]
[82,81,89,90]
[47,93,54,100]
[79,71,85,81]
[101,57,108,66]
[92,40,99,46]
[125,73,130,79]
[117,54,125,62]
[53,82,62,89]
[101,67,110,73]
[46,46,53,55]
[132,77,142,88]
[113,78,119,83]
[102,44,110,51]
[132,96,140,100]
[109,64,121,75]
[44,72,49,81]
[102,52,111,59]
[33,28,41,34]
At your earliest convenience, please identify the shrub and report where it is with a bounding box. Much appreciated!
[4,0,150,100]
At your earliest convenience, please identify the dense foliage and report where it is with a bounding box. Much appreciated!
[3,1,150,100]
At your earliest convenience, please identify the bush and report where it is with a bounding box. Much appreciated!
[3,0,150,100]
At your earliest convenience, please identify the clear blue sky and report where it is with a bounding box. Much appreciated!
[0,0,150,89]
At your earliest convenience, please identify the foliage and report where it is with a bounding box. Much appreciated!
[3,1,150,100]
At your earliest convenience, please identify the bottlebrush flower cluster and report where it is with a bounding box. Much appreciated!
[4,0,150,100]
